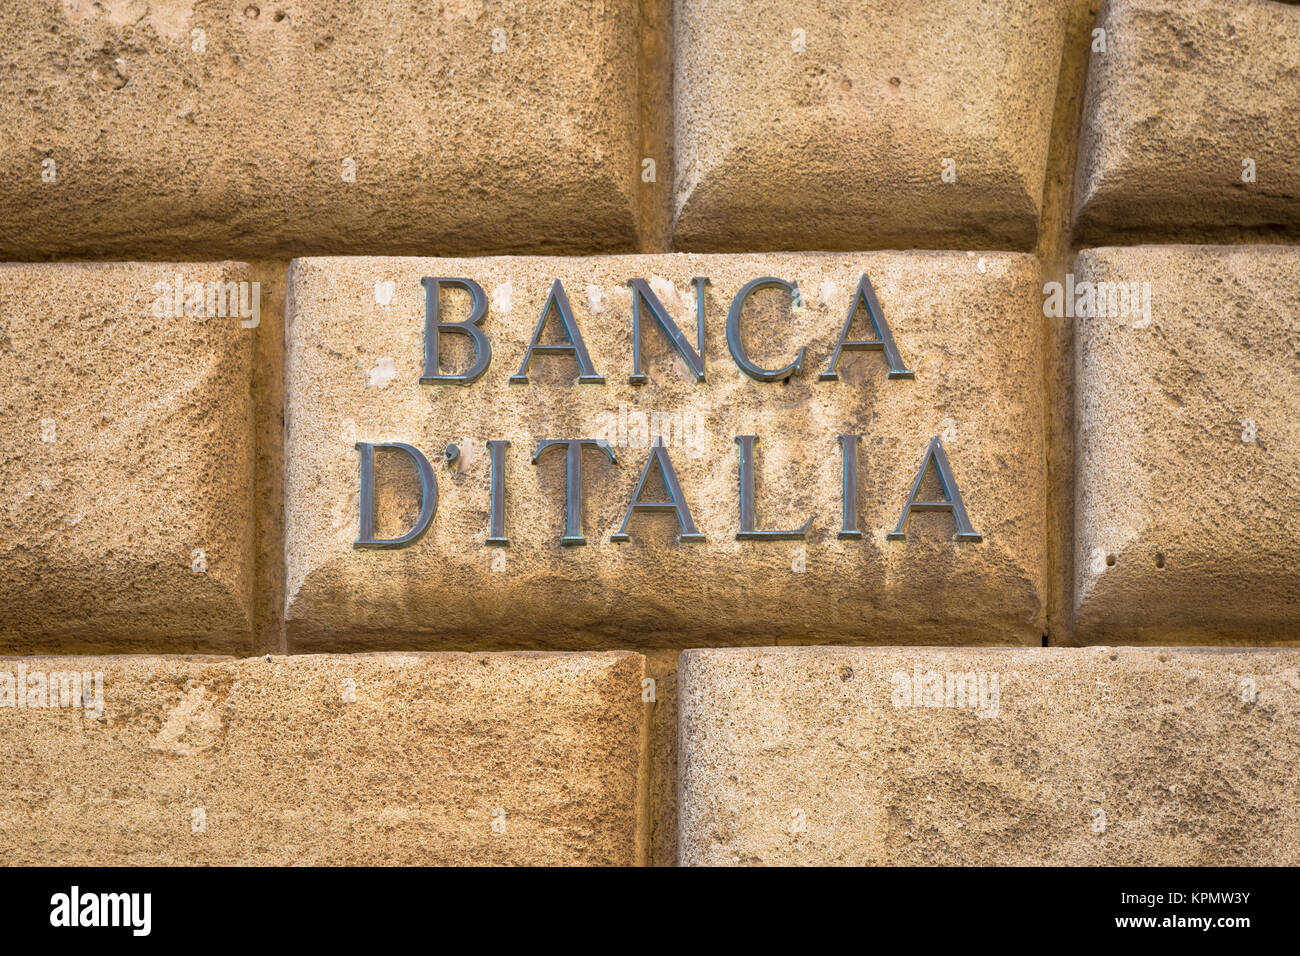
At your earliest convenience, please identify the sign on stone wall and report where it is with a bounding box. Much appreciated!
[284,253,1046,648]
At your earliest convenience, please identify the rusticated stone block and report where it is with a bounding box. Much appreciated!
[0,263,257,653]
[1075,0,1300,243]
[1073,246,1300,644]
[0,1,640,259]
[672,0,1071,251]
[0,651,645,865]
[678,646,1300,865]
[284,253,1047,649]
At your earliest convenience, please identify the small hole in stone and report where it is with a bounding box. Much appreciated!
[1105,553,1116,567]
[245,5,260,18]
[839,665,854,682]
[1155,552,1166,568]
[274,11,287,22]
[889,76,901,87]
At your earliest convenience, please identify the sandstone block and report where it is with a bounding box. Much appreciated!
[1074,0,1300,243]
[0,1,640,258]
[0,651,645,865]
[678,646,1300,865]
[671,0,1072,251]
[0,263,257,653]
[1073,246,1300,644]
[284,253,1047,649]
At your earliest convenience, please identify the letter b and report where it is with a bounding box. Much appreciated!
[421,277,491,385]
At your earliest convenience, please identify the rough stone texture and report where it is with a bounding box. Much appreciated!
[0,0,640,259]
[0,262,257,654]
[1073,246,1300,644]
[678,646,1300,866]
[0,651,645,865]
[671,0,1071,252]
[1074,0,1300,244]
[1039,1,1107,647]
[249,260,289,654]
[644,647,678,866]
[284,253,1047,650]
[637,0,675,254]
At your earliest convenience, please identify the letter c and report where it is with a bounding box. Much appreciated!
[726,276,806,382]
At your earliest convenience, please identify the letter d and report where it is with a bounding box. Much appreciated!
[354,442,437,549]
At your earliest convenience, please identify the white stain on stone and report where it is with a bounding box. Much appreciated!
[151,683,224,756]
[819,279,838,304]
[492,281,513,313]
[374,280,396,306]
[649,275,680,310]
[62,0,194,39]
[456,436,481,468]
[585,284,606,313]
[791,285,808,314]
[378,806,413,828]
[333,490,361,534]
[440,0,484,21]
[367,357,397,388]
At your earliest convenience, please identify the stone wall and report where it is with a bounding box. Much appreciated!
[0,0,1296,865]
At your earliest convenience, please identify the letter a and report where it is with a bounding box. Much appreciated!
[510,280,604,384]
[611,438,705,543]
[886,436,981,541]
[820,273,913,380]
